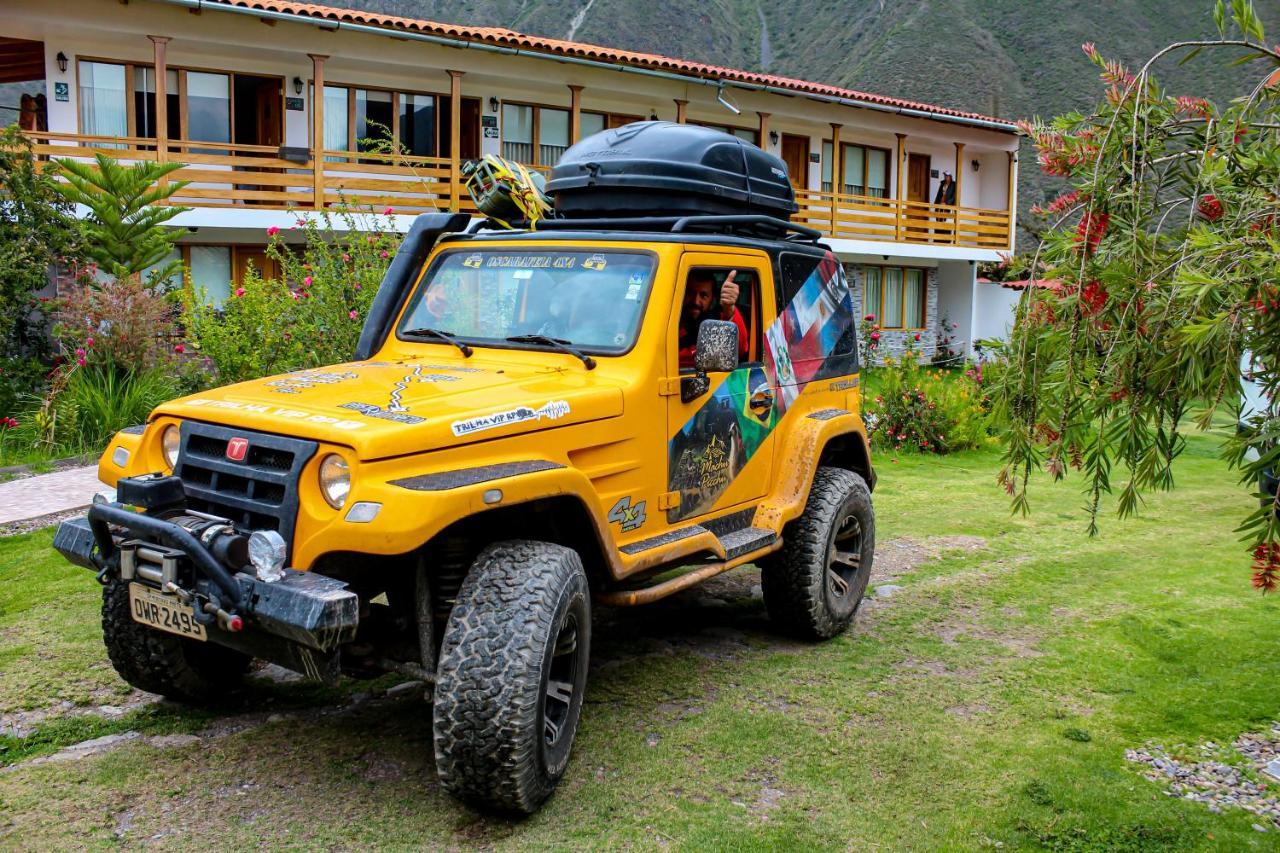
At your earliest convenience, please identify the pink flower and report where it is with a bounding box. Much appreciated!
[235,287,246,297]
[85,337,94,347]
[303,276,313,287]
[75,347,85,357]
[266,225,280,237]
[914,333,921,341]
[76,356,86,367]
[349,310,358,320]
[173,343,185,354]
[379,250,389,259]
[864,313,876,322]
[296,219,306,228]
[870,331,880,341]
[290,291,300,300]
[950,322,958,329]
[353,283,362,290]
[342,253,351,263]
[383,206,394,215]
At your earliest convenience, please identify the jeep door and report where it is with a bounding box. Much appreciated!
[665,252,779,525]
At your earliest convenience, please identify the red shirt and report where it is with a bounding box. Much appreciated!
[679,307,749,369]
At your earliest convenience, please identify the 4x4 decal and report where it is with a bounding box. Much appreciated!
[607,496,647,532]
[668,252,853,521]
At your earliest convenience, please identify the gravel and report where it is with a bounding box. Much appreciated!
[1127,723,1280,827]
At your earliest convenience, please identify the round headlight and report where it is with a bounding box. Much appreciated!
[161,425,181,470]
[319,454,350,509]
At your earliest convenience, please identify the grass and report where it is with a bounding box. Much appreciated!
[1,426,1278,848]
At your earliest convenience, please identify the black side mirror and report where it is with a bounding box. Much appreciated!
[681,320,738,402]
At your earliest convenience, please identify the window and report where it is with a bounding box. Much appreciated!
[580,111,606,139]
[863,265,926,329]
[776,253,856,377]
[398,249,657,354]
[132,67,178,140]
[679,268,758,368]
[79,61,128,139]
[690,121,759,145]
[188,246,232,308]
[321,84,451,159]
[501,103,573,167]
[186,71,231,145]
[822,142,891,198]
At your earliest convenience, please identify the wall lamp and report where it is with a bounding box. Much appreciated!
[292,76,303,96]
[56,52,68,74]
[489,96,499,113]
[768,130,779,146]
[972,159,980,171]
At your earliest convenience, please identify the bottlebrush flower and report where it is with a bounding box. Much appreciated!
[1075,211,1109,254]
[1252,542,1280,593]
[1198,194,1224,221]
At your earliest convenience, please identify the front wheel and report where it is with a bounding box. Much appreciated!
[432,541,591,814]
[762,467,875,640]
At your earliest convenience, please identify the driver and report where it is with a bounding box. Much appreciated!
[678,269,749,368]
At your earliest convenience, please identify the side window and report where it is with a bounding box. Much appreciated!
[775,252,858,377]
[676,267,759,370]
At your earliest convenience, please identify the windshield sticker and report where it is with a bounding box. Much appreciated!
[476,254,581,270]
[625,283,642,301]
[583,254,608,271]
[265,369,359,394]
[463,253,483,269]
[451,400,570,437]
[184,398,365,430]
[340,402,426,425]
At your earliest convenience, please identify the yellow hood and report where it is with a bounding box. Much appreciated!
[154,353,624,460]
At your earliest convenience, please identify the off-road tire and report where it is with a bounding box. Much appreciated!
[432,541,591,814]
[101,578,251,703]
[762,467,875,640]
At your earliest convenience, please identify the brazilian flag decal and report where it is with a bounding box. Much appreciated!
[733,366,775,457]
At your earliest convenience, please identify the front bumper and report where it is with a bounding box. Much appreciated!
[55,507,359,681]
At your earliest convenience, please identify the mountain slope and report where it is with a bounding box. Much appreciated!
[347,0,1279,238]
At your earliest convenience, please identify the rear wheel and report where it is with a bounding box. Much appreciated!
[101,578,251,703]
[432,540,591,814]
[762,467,875,640]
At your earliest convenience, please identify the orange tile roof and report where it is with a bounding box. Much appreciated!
[198,0,1018,131]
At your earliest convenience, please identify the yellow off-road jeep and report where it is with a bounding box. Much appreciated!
[54,123,876,813]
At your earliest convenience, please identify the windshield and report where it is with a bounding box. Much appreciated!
[397,248,657,353]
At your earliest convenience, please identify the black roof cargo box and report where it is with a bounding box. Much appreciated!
[546,121,798,220]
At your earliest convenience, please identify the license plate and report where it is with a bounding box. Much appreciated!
[128,582,206,641]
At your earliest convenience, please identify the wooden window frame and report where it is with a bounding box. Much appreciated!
[75,57,282,149]
[821,139,893,198]
[500,100,576,167]
[687,119,759,145]
[321,81,448,158]
[862,264,927,330]
[582,109,644,132]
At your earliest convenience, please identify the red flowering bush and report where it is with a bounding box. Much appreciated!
[867,346,991,454]
[181,208,401,384]
[994,2,1280,587]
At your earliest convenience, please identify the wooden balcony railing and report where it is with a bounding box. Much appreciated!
[20,132,1009,248]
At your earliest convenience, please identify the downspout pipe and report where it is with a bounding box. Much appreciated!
[150,0,1020,135]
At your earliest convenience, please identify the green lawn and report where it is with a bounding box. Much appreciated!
[2,427,1278,849]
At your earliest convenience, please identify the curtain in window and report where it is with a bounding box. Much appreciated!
[820,141,833,192]
[79,62,128,141]
[186,72,230,145]
[883,268,903,327]
[538,107,569,167]
[189,247,231,308]
[501,103,533,164]
[864,267,882,323]
[866,149,888,198]
[904,269,925,328]
[322,85,348,160]
[355,89,393,153]
[844,144,865,195]
[580,112,606,139]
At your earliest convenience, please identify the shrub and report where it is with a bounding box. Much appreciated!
[32,364,181,457]
[181,208,401,383]
[53,276,179,372]
[866,347,991,454]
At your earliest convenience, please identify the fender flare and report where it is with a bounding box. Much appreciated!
[756,410,873,533]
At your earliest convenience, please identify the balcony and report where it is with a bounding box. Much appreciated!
[23,131,1011,249]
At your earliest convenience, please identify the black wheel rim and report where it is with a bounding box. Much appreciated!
[826,511,864,605]
[543,611,580,748]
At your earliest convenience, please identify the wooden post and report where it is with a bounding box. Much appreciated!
[309,53,327,210]
[895,132,906,241]
[953,142,965,245]
[149,36,171,199]
[1006,149,1017,250]
[757,112,770,148]
[447,70,464,212]
[568,84,583,143]
[674,99,687,123]
[829,123,841,237]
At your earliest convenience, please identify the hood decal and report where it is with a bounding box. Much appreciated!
[452,400,570,437]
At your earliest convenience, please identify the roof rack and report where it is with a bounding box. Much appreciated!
[471,214,823,243]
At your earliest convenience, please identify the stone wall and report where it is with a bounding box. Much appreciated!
[842,263,939,365]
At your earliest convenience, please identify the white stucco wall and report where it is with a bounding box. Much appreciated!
[972,280,1023,344]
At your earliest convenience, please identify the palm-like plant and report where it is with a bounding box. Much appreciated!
[52,154,190,285]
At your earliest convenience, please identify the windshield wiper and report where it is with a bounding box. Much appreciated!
[505,334,597,370]
[401,327,473,357]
